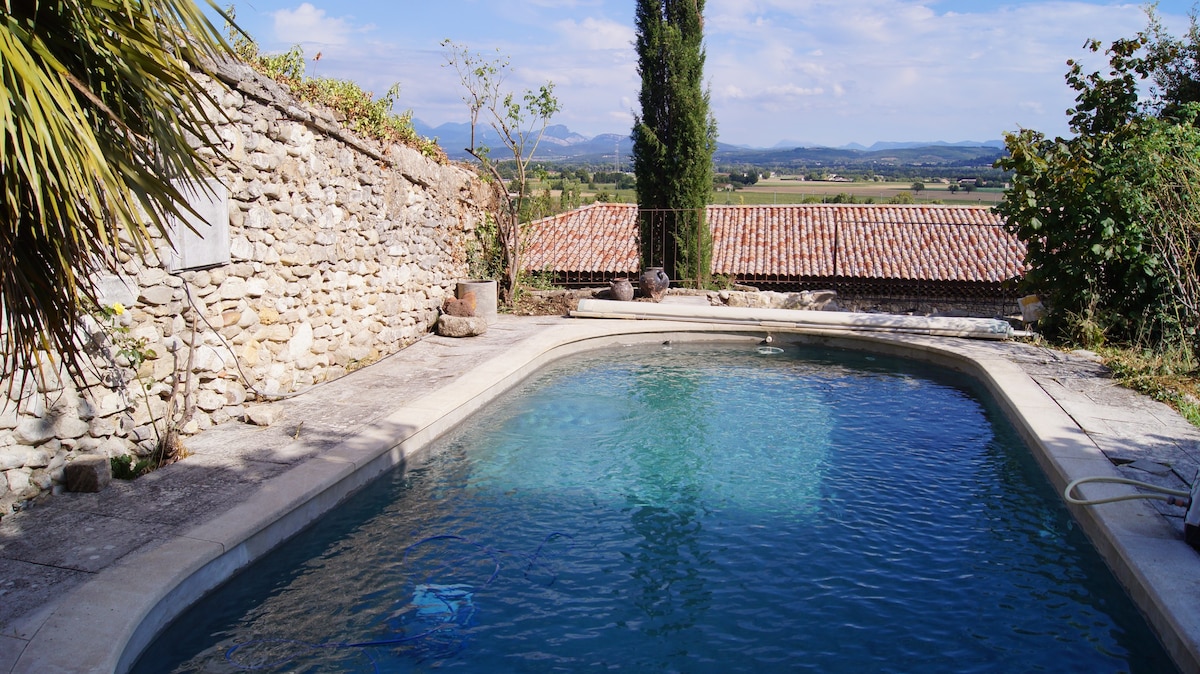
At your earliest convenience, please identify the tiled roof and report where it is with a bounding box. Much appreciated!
[523,202,641,274]
[523,203,1026,284]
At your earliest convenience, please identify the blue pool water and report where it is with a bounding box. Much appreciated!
[135,343,1176,673]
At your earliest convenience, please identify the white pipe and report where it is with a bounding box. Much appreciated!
[570,299,1014,341]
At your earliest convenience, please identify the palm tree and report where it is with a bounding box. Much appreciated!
[1,0,234,386]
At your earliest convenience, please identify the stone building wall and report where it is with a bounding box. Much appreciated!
[0,60,496,515]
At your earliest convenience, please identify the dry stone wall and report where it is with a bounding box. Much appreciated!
[0,60,496,515]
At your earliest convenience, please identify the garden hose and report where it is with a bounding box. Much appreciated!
[1064,475,1191,507]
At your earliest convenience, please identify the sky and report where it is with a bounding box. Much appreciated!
[210,1,1200,148]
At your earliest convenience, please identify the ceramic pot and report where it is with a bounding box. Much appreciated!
[610,277,635,302]
[639,267,670,302]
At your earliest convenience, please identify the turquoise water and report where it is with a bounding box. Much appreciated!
[135,343,1176,673]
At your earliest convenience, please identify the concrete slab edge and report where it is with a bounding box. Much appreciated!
[9,319,1199,673]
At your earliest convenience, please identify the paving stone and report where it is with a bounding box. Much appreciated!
[0,507,167,573]
[0,559,86,628]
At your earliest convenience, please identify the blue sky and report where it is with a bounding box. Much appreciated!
[212,1,1198,147]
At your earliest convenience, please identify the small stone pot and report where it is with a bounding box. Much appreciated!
[457,280,497,324]
[639,267,670,302]
[610,277,635,302]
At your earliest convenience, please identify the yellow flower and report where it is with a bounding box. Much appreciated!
[111,302,125,316]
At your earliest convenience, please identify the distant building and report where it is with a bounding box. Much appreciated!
[524,202,1026,314]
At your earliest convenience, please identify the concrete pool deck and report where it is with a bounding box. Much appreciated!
[1,314,1199,673]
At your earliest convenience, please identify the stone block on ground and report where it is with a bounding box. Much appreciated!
[64,456,111,493]
[245,404,283,427]
[437,315,488,338]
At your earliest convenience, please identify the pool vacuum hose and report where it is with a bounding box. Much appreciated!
[1065,474,1200,550]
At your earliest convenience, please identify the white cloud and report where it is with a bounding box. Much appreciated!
[234,0,1200,147]
[553,17,635,51]
[272,3,353,47]
[699,0,1164,145]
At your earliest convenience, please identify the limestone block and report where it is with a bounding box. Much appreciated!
[245,206,275,229]
[188,269,212,289]
[245,404,281,427]
[249,151,279,171]
[230,236,255,261]
[287,323,314,360]
[64,456,112,493]
[14,418,55,445]
[256,324,291,343]
[97,437,129,457]
[196,390,226,412]
[76,397,97,421]
[34,366,66,394]
[296,353,322,370]
[5,467,33,496]
[260,243,281,264]
[244,278,268,297]
[0,404,19,430]
[140,286,177,306]
[138,267,169,287]
[258,307,281,325]
[20,446,50,468]
[89,415,120,438]
[219,277,248,301]
[53,416,90,441]
[94,392,130,418]
[223,382,249,407]
[242,340,262,367]
[0,446,33,470]
[436,315,488,338]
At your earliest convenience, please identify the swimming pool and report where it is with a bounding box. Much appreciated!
[134,342,1176,673]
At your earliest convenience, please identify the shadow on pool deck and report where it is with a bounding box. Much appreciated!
[2,314,1199,673]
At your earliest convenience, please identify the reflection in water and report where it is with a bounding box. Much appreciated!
[623,363,713,638]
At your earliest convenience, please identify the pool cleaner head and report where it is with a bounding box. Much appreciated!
[1184,471,1200,551]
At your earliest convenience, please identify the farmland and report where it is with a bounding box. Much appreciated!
[524,177,1004,208]
[725,177,1005,205]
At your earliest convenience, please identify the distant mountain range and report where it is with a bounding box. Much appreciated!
[412,120,1006,167]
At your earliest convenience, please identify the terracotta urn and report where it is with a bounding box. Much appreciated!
[610,277,635,302]
[639,267,670,302]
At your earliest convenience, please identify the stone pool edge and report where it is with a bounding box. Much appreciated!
[10,319,1200,673]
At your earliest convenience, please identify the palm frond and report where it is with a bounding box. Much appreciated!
[0,0,236,388]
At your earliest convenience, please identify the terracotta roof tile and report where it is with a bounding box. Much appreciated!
[523,203,640,273]
[523,203,1026,283]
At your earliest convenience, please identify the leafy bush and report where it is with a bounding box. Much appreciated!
[226,16,443,161]
[997,24,1200,358]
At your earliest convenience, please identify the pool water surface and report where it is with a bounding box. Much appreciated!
[135,343,1176,673]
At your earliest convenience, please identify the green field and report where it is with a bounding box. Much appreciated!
[525,177,1004,209]
[731,178,1004,205]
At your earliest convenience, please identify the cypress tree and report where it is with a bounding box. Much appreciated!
[632,0,718,285]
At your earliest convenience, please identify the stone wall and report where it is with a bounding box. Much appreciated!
[0,59,496,515]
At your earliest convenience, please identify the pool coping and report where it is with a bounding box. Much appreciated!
[8,318,1200,673]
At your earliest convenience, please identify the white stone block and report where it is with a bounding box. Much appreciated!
[230,236,255,260]
[53,416,91,441]
[219,277,248,300]
[287,322,314,360]
[0,446,32,471]
[244,278,268,297]
[14,418,55,445]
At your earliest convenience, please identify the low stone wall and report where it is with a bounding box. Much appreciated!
[0,60,495,515]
